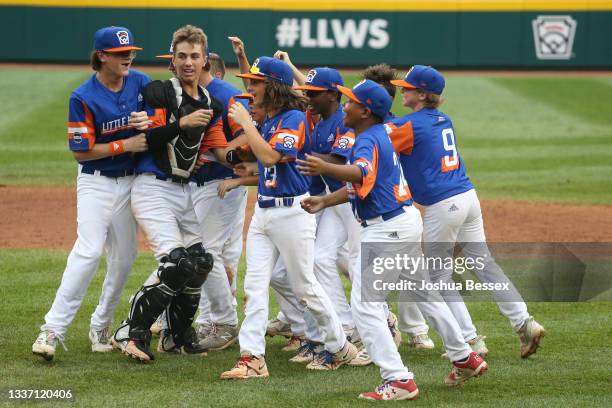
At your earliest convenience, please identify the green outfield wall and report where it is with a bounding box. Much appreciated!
[1,2,611,68]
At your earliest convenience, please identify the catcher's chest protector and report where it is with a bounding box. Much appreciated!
[153,78,214,179]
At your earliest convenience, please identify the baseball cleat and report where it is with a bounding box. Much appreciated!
[306,341,358,370]
[220,353,269,379]
[358,379,419,401]
[388,312,402,348]
[266,318,292,338]
[158,327,208,356]
[346,327,363,349]
[517,316,545,358]
[196,323,238,351]
[150,315,164,336]
[281,335,303,352]
[408,334,435,350]
[467,335,488,357]
[32,330,61,361]
[124,339,155,362]
[196,321,213,340]
[445,352,488,386]
[348,347,373,367]
[89,326,113,353]
[289,341,323,363]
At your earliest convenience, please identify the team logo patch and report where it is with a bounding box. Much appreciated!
[337,137,350,149]
[73,132,82,143]
[250,58,261,74]
[282,134,297,148]
[306,69,317,84]
[116,30,130,45]
[532,15,577,60]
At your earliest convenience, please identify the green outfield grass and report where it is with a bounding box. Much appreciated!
[1,67,612,204]
[1,249,610,407]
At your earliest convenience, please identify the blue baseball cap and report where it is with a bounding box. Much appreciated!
[391,65,445,95]
[94,26,142,52]
[237,56,293,86]
[295,67,344,91]
[337,79,392,120]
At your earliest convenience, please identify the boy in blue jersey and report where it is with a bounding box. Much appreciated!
[298,79,488,399]
[220,56,358,379]
[389,65,545,359]
[32,27,149,361]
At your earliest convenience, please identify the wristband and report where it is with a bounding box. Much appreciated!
[109,139,124,155]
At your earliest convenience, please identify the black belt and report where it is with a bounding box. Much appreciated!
[154,174,190,185]
[81,166,134,178]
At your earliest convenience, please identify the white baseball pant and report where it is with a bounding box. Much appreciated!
[239,197,347,356]
[191,180,245,326]
[352,205,472,381]
[423,188,529,338]
[42,167,138,337]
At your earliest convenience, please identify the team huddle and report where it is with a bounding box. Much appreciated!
[32,24,546,401]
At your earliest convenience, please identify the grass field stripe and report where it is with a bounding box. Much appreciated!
[1,0,612,11]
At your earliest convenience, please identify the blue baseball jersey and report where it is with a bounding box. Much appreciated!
[310,106,353,193]
[195,78,249,182]
[67,70,150,172]
[386,107,474,206]
[348,124,412,221]
[257,109,311,198]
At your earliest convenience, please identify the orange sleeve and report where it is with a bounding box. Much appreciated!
[388,121,414,155]
[353,145,379,199]
[148,108,167,129]
[227,96,244,138]
[200,119,228,152]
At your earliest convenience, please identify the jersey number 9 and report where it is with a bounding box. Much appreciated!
[441,128,459,173]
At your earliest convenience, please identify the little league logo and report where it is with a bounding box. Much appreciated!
[306,69,317,84]
[116,30,130,45]
[532,15,577,60]
[282,134,297,148]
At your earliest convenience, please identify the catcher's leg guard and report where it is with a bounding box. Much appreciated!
[160,243,213,352]
[127,248,195,344]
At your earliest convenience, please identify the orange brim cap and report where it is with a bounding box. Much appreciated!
[235,93,254,100]
[103,46,143,52]
[336,85,361,104]
[236,73,266,81]
[156,54,173,59]
[390,79,417,89]
[294,84,328,91]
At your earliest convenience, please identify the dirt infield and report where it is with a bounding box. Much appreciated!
[1,186,611,250]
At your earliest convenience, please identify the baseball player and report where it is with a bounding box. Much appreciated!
[111,25,227,362]
[388,65,545,358]
[190,53,250,351]
[298,79,490,399]
[363,63,435,351]
[219,57,358,379]
[32,27,149,361]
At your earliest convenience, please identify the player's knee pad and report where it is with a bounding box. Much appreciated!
[186,243,214,279]
[158,247,197,290]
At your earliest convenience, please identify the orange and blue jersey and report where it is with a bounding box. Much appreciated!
[257,109,311,198]
[67,69,150,172]
[386,107,473,206]
[194,78,249,183]
[348,124,412,221]
[311,106,354,193]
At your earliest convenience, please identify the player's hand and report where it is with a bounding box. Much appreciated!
[228,102,251,128]
[128,111,151,131]
[301,196,325,214]
[123,133,148,153]
[296,154,328,176]
[217,178,241,199]
[233,161,258,177]
[273,50,293,65]
[179,109,213,129]
[228,36,246,57]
